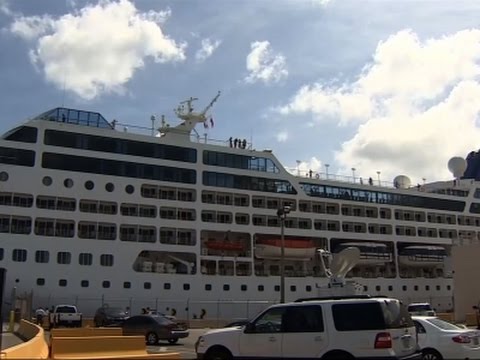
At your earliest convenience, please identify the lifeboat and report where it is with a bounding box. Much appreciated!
[255,239,316,260]
[333,242,393,265]
[398,245,447,267]
[204,239,245,251]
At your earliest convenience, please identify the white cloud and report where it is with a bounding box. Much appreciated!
[277,29,480,183]
[245,41,288,84]
[7,0,185,100]
[195,38,221,62]
[0,0,12,16]
[286,157,323,176]
[276,130,288,142]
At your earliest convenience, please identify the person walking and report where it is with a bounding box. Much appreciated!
[35,306,46,326]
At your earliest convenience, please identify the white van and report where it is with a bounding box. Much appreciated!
[196,295,421,360]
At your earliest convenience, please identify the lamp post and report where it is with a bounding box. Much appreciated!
[351,167,356,183]
[277,205,291,303]
[325,164,330,179]
[377,171,381,186]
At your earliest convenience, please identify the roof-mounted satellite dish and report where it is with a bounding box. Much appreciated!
[393,175,411,189]
[448,156,467,178]
[329,246,361,281]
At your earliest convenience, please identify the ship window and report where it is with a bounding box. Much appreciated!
[0,172,8,182]
[85,181,94,190]
[363,286,368,292]
[144,282,151,290]
[241,284,247,291]
[64,178,74,188]
[42,176,53,186]
[274,285,280,292]
[100,254,114,267]
[164,283,171,290]
[436,285,441,291]
[425,285,430,291]
[59,279,67,287]
[36,278,45,286]
[4,126,37,143]
[290,285,296,292]
[123,282,131,289]
[0,248,3,260]
[306,285,312,292]
[57,252,71,264]
[402,285,407,291]
[223,284,230,291]
[0,147,35,167]
[79,253,93,266]
[102,281,110,288]
[12,249,27,262]
[183,284,190,291]
[414,285,418,291]
[105,183,114,192]
[205,284,212,291]
[447,285,451,291]
[375,285,381,292]
[258,285,264,292]
[125,185,134,194]
[35,250,49,263]
[81,280,89,287]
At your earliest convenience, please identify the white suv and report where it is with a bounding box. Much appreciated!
[195,295,421,360]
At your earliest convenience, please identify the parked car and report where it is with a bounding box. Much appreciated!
[408,303,436,316]
[413,316,480,360]
[122,314,189,345]
[196,295,421,360]
[49,304,82,329]
[94,306,129,327]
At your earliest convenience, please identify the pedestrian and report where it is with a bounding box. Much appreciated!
[242,139,247,149]
[309,169,313,178]
[368,177,373,185]
[229,137,233,147]
[234,138,238,148]
[35,306,46,326]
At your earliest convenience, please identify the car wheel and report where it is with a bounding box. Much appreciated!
[422,349,443,360]
[146,332,158,345]
[322,350,355,360]
[206,348,232,360]
[168,338,178,344]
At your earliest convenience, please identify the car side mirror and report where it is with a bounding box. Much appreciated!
[243,323,255,333]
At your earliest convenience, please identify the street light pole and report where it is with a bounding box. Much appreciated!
[277,206,291,303]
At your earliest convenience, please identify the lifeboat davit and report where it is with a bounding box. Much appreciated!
[255,239,316,260]
[204,239,245,251]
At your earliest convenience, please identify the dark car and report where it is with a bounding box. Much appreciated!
[94,306,129,327]
[122,314,189,345]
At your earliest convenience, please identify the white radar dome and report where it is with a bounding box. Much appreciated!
[393,175,411,189]
[448,156,467,178]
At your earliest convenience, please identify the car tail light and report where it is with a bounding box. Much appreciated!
[375,332,392,349]
[452,335,471,344]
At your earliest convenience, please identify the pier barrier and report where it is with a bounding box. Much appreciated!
[50,327,123,338]
[1,320,49,359]
[50,335,179,360]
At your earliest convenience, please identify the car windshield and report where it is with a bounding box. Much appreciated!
[427,318,463,331]
[56,306,76,313]
[105,307,126,316]
[152,315,175,325]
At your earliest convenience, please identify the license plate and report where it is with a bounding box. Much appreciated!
[402,338,411,348]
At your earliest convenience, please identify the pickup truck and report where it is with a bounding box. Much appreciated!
[49,304,82,329]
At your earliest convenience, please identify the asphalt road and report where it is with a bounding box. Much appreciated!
[147,328,209,360]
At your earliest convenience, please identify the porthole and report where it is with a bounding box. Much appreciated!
[125,185,134,194]
[223,284,230,291]
[388,285,393,291]
[144,282,151,289]
[306,285,312,292]
[164,283,171,290]
[240,284,247,291]
[183,284,190,290]
[105,183,114,192]
[42,176,52,186]
[205,284,212,291]
[81,280,89,288]
[64,178,74,188]
[85,181,94,190]
[59,279,67,287]
[375,285,381,292]
[274,285,280,292]
[36,278,45,286]
[258,285,264,292]
[102,281,110,288]
[0,172,8,181]
[123,282,131,289]
[290,285,296,292]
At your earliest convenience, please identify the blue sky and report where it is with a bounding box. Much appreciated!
[2,0,480,185]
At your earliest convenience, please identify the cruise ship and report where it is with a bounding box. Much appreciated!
[0,93,474,319]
